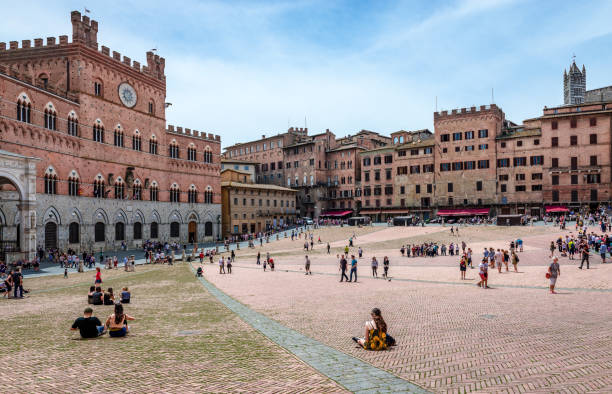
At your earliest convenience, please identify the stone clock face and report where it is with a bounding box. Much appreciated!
[118,82,137,108]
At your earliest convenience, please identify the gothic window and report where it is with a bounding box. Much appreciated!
[188,185,198,203]
[187,144,197,161]
[133,222,142,240]
[43,103,57,130]
[170,183,180,203]
[94,81,103,97]
[169,141,180,159]
[69,222,80,244]
[203,147,213,163]
[150,222,159,238]
[170,222,180,238]
[93,176,105,198]
[67,112,79,136]
[114,178,125,199]
[149,135,158,154]
[68,172,80,196]
[204,186,213,204]
[44,168,58,194]
[149,181,159,201]
[132,179,142,200]
[93,123,104,143]
[132,130,142,151]
[115,222,125,241]
[16,94,31,123]
[114,126,124,147]
[148,101,155,115]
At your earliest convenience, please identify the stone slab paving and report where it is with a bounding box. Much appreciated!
[190,263,429,393]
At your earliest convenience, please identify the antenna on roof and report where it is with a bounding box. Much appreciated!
[491,88,494,104]
[305,116,307,129]
[435,96,438,112]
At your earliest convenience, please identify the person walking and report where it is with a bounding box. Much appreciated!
[358,247,363,259]
[12,269,24,298]
[459,255,467,280]
[339,254,349,282]
[304,255,312,275]
[478,258,489,289]
[548,256,561,294]
[579,243,590,269]
[371,257,378,278]
[511,251,519,272]
[599,242,607,264]
[256,251,261,265]
[327,242,330,254]
[226,257,232,274]
[349,255,358,282]
[383,256,389,279]
[219,256,226,274]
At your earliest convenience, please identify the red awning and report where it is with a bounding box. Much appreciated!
[320,210,353,217]
[437,208,490,216]
[545,205,569,213]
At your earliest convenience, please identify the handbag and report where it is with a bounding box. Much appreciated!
[545,272,551,279]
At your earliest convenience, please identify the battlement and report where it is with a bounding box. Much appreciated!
[0,11,166,82]
[288,127,308,134]
[166,125,221,143]
[434,103,502,120]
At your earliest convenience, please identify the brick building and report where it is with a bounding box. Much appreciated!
[0,11,221,260]
[221,169,297,237]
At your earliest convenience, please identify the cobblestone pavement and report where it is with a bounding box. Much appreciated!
[0,264,345,393]
[190,263,428,393]
[201,226,612,393]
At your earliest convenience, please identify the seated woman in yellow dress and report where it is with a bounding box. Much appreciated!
[352,308,394,350]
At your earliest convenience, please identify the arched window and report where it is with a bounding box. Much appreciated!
[148,100,155,115]
[170,221,180,238]
[203,146,213,163]
[44,167,58,194]
[149,135,158,154]
[204,186,213,204]
[37,73,49,89]
[132,130,142,151]
[16,94,31,123]
[188,184,198,203]
[150,222,159,238]
[94,80,103,97]
[170,183,180,203]
[67,111,79,136]
[93,121,104,143]
[187,144,197,161]
[69,222,80,244]
[94,222,105,242]
[44,103,57,130]
[132,179,142,200]
[68,170,80,196]
[114,178,125,199]
[113,125,124,147]
[169,140,180,159]
[93,176,105,198]
[133,222,142,240]
[204,221,213,236]
[115,222,125,241]
[149,181,159,201]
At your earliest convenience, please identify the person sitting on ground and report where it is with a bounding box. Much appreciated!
[105,303,135,338]
[196,266,203,277]
[71,307,106,338]
[120,287,131,304]
[87,286,96,304]
[103,288,115,305]
[352,308,395,350]
[92,286,104,305]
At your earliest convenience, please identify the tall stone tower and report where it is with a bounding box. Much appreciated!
[563,59,586,105]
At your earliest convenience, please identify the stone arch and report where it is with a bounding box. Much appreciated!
[16,91,32,104]
[113,209,128,224]
[133,209,145,224]
[168,210,183,224]
[0,207,6,226]
[92,208,109,224]
[0,171,26,200]
[186,211,200,223]
[42,206,61,225]
[150,210,161,224]
[69,207,83,224]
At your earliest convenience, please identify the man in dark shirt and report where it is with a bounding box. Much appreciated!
[91,287,104,305]
[12,269,23,298]
[339,255,349,282]
[71,307,105,338]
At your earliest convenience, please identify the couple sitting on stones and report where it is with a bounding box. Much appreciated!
[71,304,135,339]
[352,308,396,351]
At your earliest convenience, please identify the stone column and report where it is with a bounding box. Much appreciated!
[18,202,37,261]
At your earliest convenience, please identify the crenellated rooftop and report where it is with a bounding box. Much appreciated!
[434,104,502,119]
[166,125,221,143]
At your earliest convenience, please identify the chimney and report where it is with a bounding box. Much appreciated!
[262,135,266,139]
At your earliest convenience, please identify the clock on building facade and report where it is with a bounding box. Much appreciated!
[118,82,137,108]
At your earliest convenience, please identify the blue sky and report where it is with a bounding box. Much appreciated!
[3,0,612,147]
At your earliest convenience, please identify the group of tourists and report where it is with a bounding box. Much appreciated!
[400,241,468,258]
[71,269,135,339]
[1,267,25,298]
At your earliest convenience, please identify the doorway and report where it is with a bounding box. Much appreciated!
[44,222,58,250]
[188,221,197,243]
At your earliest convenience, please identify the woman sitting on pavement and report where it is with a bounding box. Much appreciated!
[103,288,115,305]
[105,303,135,338]
[120,287,131,304]
[352,308,395,350]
